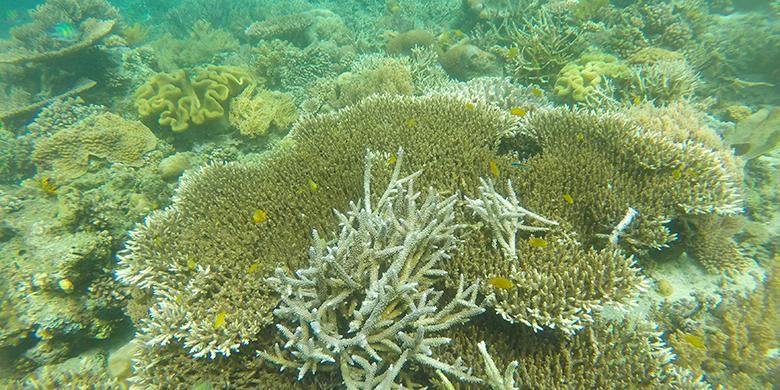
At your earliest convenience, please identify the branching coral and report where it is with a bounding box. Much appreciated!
[134,66,253,132]
[443,313,710,389]
[148,20,240,71]
[260,149,486,387]
[506,9,587,84]
[500,108,743,257]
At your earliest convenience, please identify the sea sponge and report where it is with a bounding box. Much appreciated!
[134,66,253,132]
[228,86,297,137]
[33,112,157,179]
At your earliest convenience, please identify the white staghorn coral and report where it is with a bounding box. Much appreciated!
[464,178,558,260]
[259,148,488,388]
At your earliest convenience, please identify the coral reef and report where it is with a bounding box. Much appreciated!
[117,94,514,361]
[134,65,253,132]
[33,113,158,179]
[228,86,297,138]
[260,149,486,387]
[435,77,550,112]
[0,0,118,63]
[438,42,500,81]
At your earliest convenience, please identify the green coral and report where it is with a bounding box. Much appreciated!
[501,108,742,257]
[134,66,253,133]
[553,53,630,104]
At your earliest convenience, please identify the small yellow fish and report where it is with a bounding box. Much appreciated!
[247,262,259,274]
[453,30,464,38]
[405,117,416,128]
[510,107,527,117]
[39,176,57,194]
[307,178,319,192]
[632,95,642,105]
[530,87,543,97]
[682,333,705,350]
[576,132,585,141]
[252,209,268,224]
[528,237,548,248]
[487,277,514,289]
[489,159,500,178]
[506,47,520,59]
[187,258,197,270]
[671,168,682,179]
[465,102,475,110]
[563,194,574,204]
[387,153,397,165]
[213,310,226,330]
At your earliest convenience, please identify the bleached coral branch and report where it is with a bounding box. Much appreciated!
[464,178,558,259]
[260,148,487,388]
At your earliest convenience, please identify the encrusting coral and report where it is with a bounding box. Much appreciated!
[33,112,158,179]
[134,65,253,132]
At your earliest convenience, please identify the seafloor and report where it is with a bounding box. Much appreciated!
[0,0,778,388]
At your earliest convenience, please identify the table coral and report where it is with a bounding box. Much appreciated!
[134,66,253,133]
[33,112,157,179]
[502,108,743,258]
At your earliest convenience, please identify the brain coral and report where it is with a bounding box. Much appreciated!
[134,66,253,132]
[33,112,157,179]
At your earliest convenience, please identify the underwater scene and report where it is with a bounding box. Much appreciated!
[0,0,778,388]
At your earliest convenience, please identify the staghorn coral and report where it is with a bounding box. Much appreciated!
[506,9,588,85]
[260,149,486,387]
[32,112,157,180]
[500,108,743,258]
[228,85,297,138]
[134,66,253,133]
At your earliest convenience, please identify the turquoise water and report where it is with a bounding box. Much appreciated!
[0,0,777,388]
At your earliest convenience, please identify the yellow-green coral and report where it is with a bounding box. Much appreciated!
[553,53,630,103]
[135,66,253,132]
[228,85,297,137]
[33,112,157,179]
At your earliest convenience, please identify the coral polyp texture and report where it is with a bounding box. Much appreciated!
[500,108,743,258]
[134,65,253,132]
